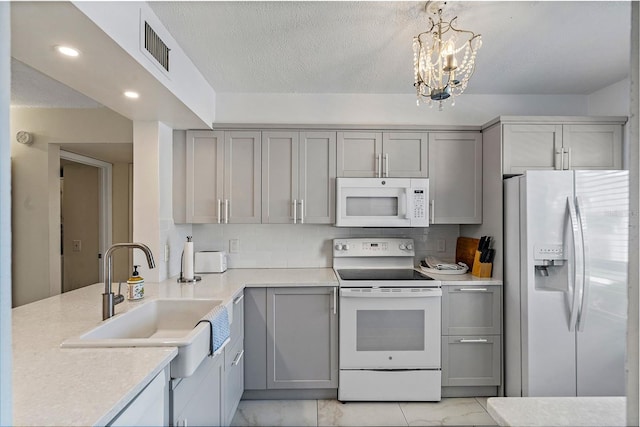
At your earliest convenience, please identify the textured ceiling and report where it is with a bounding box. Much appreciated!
[10,1,632,109]
[149,1,631,95]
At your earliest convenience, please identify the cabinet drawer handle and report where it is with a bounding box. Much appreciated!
[233,294,244,305]
[455,288,488,292]
[224,199,229,224]
[300,199,304,224]
[458,338,489,343]
[217,199,222,224]
[232,349,245,366]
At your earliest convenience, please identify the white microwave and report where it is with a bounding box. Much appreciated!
[335,178,429,227]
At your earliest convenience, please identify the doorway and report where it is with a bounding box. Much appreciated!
[59,151,111,292]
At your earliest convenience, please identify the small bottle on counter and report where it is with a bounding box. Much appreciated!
[126,265,144,300]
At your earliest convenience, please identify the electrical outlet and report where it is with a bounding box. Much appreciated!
[164,244,170,262]
[229,238,240,253]
[437,239,446,252]
[72,240,81,252]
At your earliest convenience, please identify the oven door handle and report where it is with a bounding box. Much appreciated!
[340,289,442,298]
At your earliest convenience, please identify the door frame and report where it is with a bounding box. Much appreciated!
[59,150,112,289]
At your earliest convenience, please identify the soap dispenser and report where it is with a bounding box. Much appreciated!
[126,265,145,300]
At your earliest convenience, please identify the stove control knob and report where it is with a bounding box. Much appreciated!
[406,243,414,250]
[343,244,350,251]
[399,243,406,250]
[334,244,342,251]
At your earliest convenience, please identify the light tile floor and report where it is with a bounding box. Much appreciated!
[231,398,498,426]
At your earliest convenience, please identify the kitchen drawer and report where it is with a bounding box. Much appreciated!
[230,291,244,345]
[442,335,501,386]
[224,337,244,425]
[442,286,501,336]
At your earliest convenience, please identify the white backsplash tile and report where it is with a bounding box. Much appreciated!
[192,224,460,269]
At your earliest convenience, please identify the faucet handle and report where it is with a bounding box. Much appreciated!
[114,282,124,305]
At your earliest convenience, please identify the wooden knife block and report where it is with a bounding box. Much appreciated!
[471,250,493,278]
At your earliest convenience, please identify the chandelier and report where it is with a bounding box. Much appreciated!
[413,2,482,110]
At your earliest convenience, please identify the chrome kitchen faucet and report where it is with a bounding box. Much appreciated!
[102,243,155,320]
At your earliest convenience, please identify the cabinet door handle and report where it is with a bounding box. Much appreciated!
[293,199,298,224]
[430,200,435,224]
[375,154,382,178]
[217,199,222,224]
[564,147,572,170]
[383,153,389,177]
[332,287,337,315]
[232,349,245,366]
[233,293,244,305]
[555,148,564,170]
[299,199,304,224]
[455,288,488,292]
[459,338,489,343]
[224,199,229,224]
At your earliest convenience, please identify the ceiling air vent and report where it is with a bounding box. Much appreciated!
[144,21,170,72]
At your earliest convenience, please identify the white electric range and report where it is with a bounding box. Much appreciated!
[333,238,442,401]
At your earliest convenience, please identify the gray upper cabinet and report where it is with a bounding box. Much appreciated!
[224,131,262,223]
[562,124,622,170]
[502,120,624,175]
[185,130,261,224]
[186,130,225,223]
[383,132,429,177]
[337,131,382,177]
[262,131,336,224]
[266,287,338,389]
[428,132,482,224]
[337,131,428,177]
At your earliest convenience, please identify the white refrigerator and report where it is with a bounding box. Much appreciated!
[504,170,628,397]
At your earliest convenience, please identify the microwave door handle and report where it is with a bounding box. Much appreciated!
[403,188,409,219]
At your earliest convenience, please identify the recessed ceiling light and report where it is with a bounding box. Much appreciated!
[55,45,80,57]
[124,91,140,99]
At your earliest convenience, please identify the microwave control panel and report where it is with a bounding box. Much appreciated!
[412,189,426,219]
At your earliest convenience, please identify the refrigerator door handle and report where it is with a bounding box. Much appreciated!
[575,196,589,332]
[567,196,584,332]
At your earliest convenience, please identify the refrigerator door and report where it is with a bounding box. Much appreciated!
[574,171,628,396]
[520,171,578,396]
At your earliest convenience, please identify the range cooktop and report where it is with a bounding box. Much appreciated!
[336,268,434,282]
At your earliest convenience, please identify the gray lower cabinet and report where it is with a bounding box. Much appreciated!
[244,287,338,392]
[171,352,225,427]
[171,291,245,426]
[441,285,502,389]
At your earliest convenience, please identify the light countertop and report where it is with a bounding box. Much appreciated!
[12,267,338,426]
[421,271,503,286]
[487,397,626,427]
[13,266,497,425]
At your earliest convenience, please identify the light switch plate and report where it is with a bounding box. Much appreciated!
[229,238,240,253]
[72,240,81,252]
[437,239,446,252]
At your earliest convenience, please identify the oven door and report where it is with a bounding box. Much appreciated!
[339,287,441,369]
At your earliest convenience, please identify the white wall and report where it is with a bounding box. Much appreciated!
[193,223,459,269]
[0,3,12,423]
[133,121,191,282]
[72,1,216,127]
[10,108,132,307]
[588,78,631,116]
[215,93,589,126]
